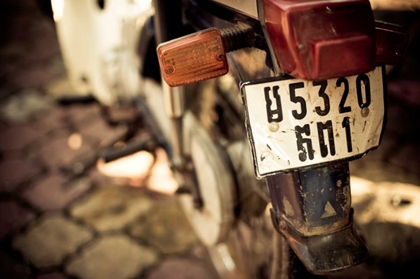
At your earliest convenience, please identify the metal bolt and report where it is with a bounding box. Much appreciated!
[298,152,307,162]
[165,66,174,75]
[280,221,287,231]
[216,53,225,61]
[361,107,370,117]
[269,122,279,132]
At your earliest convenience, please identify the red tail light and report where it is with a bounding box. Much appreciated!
[263,0,376,80]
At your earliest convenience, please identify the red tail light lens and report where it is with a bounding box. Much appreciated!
[263,0,376,80]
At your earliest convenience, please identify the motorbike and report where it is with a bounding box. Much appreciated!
[49,0,410,278]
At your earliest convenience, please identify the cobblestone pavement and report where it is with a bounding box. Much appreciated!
[0,1,219,279]
[1,1,420,279]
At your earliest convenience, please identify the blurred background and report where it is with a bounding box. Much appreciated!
[0,0,420,279]
[0,1,220,279]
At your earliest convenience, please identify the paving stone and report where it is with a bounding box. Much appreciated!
[13,213,93,268]
[0,251,32,279]
[0,86,12,104]
[9,59,63,91]
[78,117,128,148]
[35,272,68,279]
[0,89,53,123]
[0,159,42,192]
[385,100,420,138]
[70,186,153,232]
[66,235,158,279]
[62,104,103,127]
[0,56,18,78]
[101,104,137,124]
[360,130,398,162]
[350,160,420,186]
[0,126,43,151]
[388,80,420,107]
[389,142,420,176]
[44,56,66,83]
[0,201,36,239]
[34,106,70,134]
[0,118,8,129]
[33,133,96,172]
[0,40,26,63]
[0,0,55,56]
[144,258,217,279]
[23,31,61,64]
[20,175,91,211]
[86,167,116,187]
[45,76,78,99]
[129,197,198,254]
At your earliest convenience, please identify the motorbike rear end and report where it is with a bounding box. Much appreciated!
[51,0,409,278]
[152,0,407,276]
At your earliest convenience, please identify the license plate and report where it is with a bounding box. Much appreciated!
[241,66,386,178]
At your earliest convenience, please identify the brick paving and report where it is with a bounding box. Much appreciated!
[69,186,154,232]
[65,235,159,279]
[20,175,91,211]
[0,201,35,240]
[0,126,44,152]
[0,159,42,192]
[0,88,215,278]
[0,1,419,279]
[13,214,94,268]
[0,2,217,278]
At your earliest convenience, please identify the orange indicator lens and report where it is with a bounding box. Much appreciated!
[157,28,228,87]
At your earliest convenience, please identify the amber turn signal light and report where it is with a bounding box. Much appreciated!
[157,28,228,87]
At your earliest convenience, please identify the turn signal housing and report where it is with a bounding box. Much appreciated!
[157,28,228,87]
[263,0,376,80]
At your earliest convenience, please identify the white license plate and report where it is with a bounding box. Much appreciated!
[242,66,386,178]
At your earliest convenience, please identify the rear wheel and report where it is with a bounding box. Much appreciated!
[175,77,318,279]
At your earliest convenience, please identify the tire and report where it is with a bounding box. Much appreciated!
[181,75,320,279]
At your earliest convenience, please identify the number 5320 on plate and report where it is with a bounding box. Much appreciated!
[241,66,386,178]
